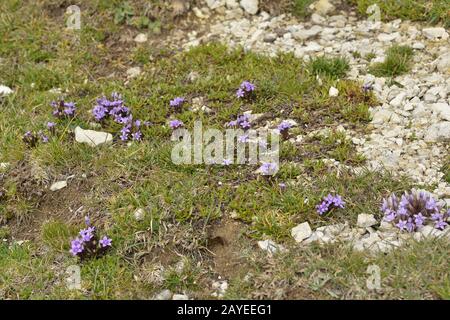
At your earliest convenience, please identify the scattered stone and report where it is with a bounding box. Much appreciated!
[263,33,277,43]
[212,280,228,298]
[377,32,399,42]
[313,0,335,16]
[240,0,258,15]
[430,103,450,121]
[424,122,450,142]
[329,86,339,97]
[126,67,141,79]
[0,85,13,96]
[293,26,322,41]
[134,33,148,43]
[172,294,189,300]
[291,222,312,243]
[0,162,10,170]
[422,27,449,40]
[412,42,425,50]
[74,126,113,147]
[356,214,377,228]
[310,13,325,24]
[133,208,145,221]
[390,92,406,108]
[207,0,226,10]
[257,239,284,254]
[436,52,450,74]
[50,180,67,192]
[154,289,173,300]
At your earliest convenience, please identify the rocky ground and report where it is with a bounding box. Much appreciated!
[0,0,449,299]
[163,0,450,194]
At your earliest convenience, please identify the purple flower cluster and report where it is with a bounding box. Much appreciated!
[23,130,49,147]
[169,119,184,130]
[236,81,256,99]
[92,92,129,122]
[51,100,76,118]
[69,217,112,260]
[170,97,185,110]
[277,121,292,132]
[316,194,345,215]
[381,189,449,232]
[259,162,278,176]
[277,121,292,139]
[92,93,145,142]
[226,114,251,130]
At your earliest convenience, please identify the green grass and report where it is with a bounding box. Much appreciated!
[0,0,448,300]
[349,0,450,28]
[368,45,414,77]
[308,56,350,80]
[292,0,316,18]
[224,238,450,299]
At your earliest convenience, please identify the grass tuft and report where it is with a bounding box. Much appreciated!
[308,56,350,79]
[368,45,414,77]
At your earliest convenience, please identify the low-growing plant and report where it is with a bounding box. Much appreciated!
[368,45,414,77]
[309,56,350,79]
[69,217,112,261]
[381,189,449,232]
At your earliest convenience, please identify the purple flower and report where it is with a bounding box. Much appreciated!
[316,194,345,215]
[99,236,112,248]
[241,81,255,92]
[170,97,185,108]
[132,131,142,141]
[92,93,127,124]
[120,125,131,141]
[93,104,108,121]
[69,238,84,256]
[384,210,396,222]
[425,198,439,212]
[169,119,183,130]
[47,122,56,130]
[431,212,443,221]
[277,121,292,132]
[236,81,256,98]
[435,219,448,230]
[238,134,249,143]
[52,100,76,118]
[79,226,95,242]
[405,219,415,232]
[414,213,425,226]
[223,159,232,166]
[236,88,245,98]
[240,121,251,130]
[227,114,251,130]
[85,216,91,226]
[259,162,278,176]
[381,189,447,232]
[396,219,408,231]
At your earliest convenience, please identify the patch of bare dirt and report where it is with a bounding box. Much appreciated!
[207,217,247,278]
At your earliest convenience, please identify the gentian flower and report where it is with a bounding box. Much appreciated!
[70,238,84,256]
[316,194,345,215]
[169,119,183,130]
[259,162,278,176]
[51,100,76,118]
[381,189,448,232]
[99,236,112,248]
[236,81,256,98]
[170,97,185,108]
